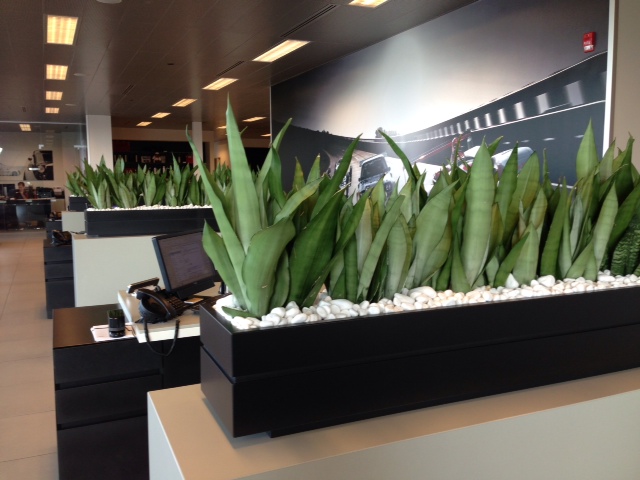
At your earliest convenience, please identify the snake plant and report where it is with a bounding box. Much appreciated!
[192,102,638,317]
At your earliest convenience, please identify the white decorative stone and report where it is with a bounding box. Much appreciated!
[537,275,556,288]
[505,274,520,289]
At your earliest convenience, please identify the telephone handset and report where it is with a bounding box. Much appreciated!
[136,288,188,323]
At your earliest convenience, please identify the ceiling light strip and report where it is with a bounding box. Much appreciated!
[46,15,79,45]
[253,39,309,63]
[46,64,68,80]
[46,91,63,100]
[173,98,196,107]
[203,78,237,91]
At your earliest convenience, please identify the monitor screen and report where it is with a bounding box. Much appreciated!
[152,230,220,300]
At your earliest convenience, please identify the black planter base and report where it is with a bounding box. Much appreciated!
[199,286,640,438]
[84,208,216,237]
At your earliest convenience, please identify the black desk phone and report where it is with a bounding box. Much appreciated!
[135,288,189,323]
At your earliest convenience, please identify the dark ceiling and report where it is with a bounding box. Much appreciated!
[0,0,475,138]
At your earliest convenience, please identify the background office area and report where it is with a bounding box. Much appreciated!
[2,0,640,478]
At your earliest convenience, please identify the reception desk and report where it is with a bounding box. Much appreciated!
[0,199,54,229]
[148,369,640,479]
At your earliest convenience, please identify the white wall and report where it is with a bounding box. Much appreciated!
[611,0,640,168]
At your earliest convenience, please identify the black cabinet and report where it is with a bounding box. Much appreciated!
[43,239,74,317]
[53,304,200,480]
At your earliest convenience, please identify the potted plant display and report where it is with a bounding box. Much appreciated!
[192,99,640,438]
[66,156,221,236]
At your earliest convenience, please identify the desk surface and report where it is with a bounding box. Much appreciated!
[53,303,119,348]
[148,369,640,480]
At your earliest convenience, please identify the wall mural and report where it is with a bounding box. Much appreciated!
[271,0,610,194]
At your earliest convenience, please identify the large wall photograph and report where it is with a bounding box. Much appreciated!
[271,0,610,194]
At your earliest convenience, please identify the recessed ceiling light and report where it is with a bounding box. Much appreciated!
[45,107,60,114]
[137,121,152,127]
[253,40,309,62]
[46,64,68,80]
[203,78,237,90]
[243,116,266,122]
[151,112,170,118]
[46,91,63,100]
[348,0,389,6]
[47,15,79,45]
[172,98,197,107]
[20,124,32,132]
[261,133,272,137]
[217,125,226,129]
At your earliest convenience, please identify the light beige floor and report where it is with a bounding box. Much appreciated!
[0,230,59,479]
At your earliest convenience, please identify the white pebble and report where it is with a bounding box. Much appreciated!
[505,274,520,289]
[271,307,286,318]
[290,313,307,324]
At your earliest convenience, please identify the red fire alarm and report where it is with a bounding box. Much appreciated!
[583,32,596,53]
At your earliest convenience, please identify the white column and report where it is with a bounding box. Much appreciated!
[86,115,114,169]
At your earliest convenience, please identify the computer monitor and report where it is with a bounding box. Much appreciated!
[152,230,220,300]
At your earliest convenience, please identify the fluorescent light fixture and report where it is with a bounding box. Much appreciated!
[151,112,170,118]
[46,91,63,100]
[20,124,31,131]
[203,78,237,90]
[46,64,68,80]
[261,133,272,137]
[349,0,389,6]
[172,98,196,107]
[216,125,226,130]
[243,116,266,122]
[46,107,60,114]
[253,39,309,62]
[47,15,79,45]
[137,121,152,127]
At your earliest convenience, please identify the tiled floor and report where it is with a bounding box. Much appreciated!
[0,230,59,479]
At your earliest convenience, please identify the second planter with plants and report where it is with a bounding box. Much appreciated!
[193,100,640,437]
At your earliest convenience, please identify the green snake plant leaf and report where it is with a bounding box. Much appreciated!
[420,219,453,286]
[357,195,405,301]
[540,182,569,276]
[202,223,245,308]
[269,251,291,311]
[569,194,584,258]
[558,198,573,278]
[384,215,412,298]
[608,181,640,252]
[450,229,472,293]
[494,232,530,287]
[273,177,323,223]
[495,145,519,224]
[408,182,456,288]
[503,152,540,245]
[529,188,548,238]
[576,120,598,183]
[344,236,359,301]
[225,100,262,249]
[487,136,504,156]
[462,142,495,287]
[242,219,296,317]
[592,186,618,269]
[614,136,635,202]
[566,240,595,279]
[292,160,306,192]
[598,140,617,184]
[377,130,419,186]
[312,136,360,219]
[307,155,322,183]
[288,190,344,305]
[512,225,539,286]
[356,198,373,273]
[187,127,247,306]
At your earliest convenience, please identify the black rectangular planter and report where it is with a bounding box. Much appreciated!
[199,286,640,438]
[68,196,91,212]
[84,208,217,237]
